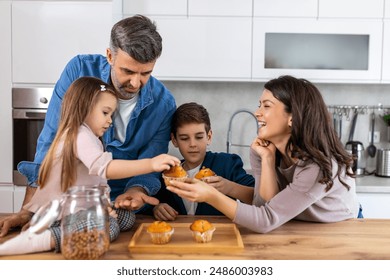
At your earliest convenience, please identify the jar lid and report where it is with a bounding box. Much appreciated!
[28,200,61,234]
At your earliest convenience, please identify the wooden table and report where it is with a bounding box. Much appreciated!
[1,215,390,260]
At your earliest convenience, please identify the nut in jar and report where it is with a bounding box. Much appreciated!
[60,185,111,260]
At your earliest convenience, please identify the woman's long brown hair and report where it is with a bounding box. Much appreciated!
[264,75,354,191]
[37,77,117,192]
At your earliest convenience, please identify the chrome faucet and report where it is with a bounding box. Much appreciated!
[227,109,259,153]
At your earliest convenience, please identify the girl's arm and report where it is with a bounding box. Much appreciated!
[106,154,180,179]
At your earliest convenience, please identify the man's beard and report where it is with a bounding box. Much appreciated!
[118,88,139,100]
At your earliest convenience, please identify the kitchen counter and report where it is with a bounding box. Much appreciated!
[356,175,390,193]
[1,215,390,260]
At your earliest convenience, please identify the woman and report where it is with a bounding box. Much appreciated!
[166,75,361,233]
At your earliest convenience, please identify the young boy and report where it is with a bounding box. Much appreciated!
[152,102,255,221]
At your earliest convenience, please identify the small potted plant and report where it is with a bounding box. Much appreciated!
[383,114,390,125]
[382,114,390,141]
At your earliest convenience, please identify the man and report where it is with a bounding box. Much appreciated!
[0,15,176,237]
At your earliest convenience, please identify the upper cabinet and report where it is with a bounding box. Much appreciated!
[318,0,384,18]
[9,0,390,84]
[383,0,390,81]
[383,20,390,81]
[252,18,383,82]
[152,17,252,80]
[115,0,390,83]
[117,0,252,81]
[12,1,112,85]
[122,0,187,16]
[386,0,390,18]
[253,0,318,18]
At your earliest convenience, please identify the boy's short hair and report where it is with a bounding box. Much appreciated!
[171,102,211,136]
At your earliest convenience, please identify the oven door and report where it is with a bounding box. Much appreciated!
[13,108,46,186]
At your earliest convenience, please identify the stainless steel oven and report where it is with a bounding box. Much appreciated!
[12,88,53,186]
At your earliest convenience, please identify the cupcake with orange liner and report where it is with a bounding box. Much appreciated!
[146,221,174,244]
[190,219,216,243]
[162,164,188,186]
[194,166,216,181]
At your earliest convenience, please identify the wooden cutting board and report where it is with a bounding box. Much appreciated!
[128,222,244,254]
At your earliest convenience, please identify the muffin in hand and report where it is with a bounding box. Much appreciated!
[190,219,216,243]
[162,164,188,186]
[194,166,216,181]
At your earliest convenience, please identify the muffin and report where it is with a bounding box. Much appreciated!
[146,221,174,244]
[162,165,188,186]
[194,166,216,181]
[190,219,216,243]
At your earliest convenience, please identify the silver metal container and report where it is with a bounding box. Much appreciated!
[376,149,390,177]
[345,141,365,176]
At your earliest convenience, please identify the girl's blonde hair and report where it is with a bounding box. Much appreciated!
[38,77,117,192]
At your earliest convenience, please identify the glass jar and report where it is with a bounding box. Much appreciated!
[60,185,110,260]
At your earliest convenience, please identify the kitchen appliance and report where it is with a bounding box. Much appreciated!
[375,149,390,177]
[345,110,366,176]
[12,88,52,186]
[345,141,366,176]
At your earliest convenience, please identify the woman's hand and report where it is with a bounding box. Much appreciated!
[167,178,237,220]
[153,203,178,221]
[166,178,215,203]
[251,138,276,160]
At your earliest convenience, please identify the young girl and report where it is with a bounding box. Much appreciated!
[152,102,254,220]
[0,77,179,255]
[166,75,361,233]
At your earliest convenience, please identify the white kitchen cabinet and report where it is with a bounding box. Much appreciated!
[318,0,384,19]
[252,18,383,82]
[188,0,252,17]
[0,0,12,184]
[152,17,252,81]
[382,20,390,82]
[122,0,187,16]
[0,186,13,213]
[119,0,252,80]
[12,1,112,85]
[13,186,26,213]
[357,192,390,218]
[386,0,390,18]
[254,0,318,18]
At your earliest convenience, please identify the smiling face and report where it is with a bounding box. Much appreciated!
[84,91,117,137]
[106,48,156,100]
[255,89,292,148]
[171,123,212,170]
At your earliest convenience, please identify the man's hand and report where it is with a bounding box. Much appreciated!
[0,210,33,237]
[153,203,178,221]
[114,186,159,211]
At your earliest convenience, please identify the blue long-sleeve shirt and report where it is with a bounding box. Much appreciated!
[17,54,176,199]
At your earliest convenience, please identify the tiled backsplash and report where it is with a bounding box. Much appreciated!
[164,81,390,170]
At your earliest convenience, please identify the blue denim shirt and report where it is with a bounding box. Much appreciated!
[17,54,176,199]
